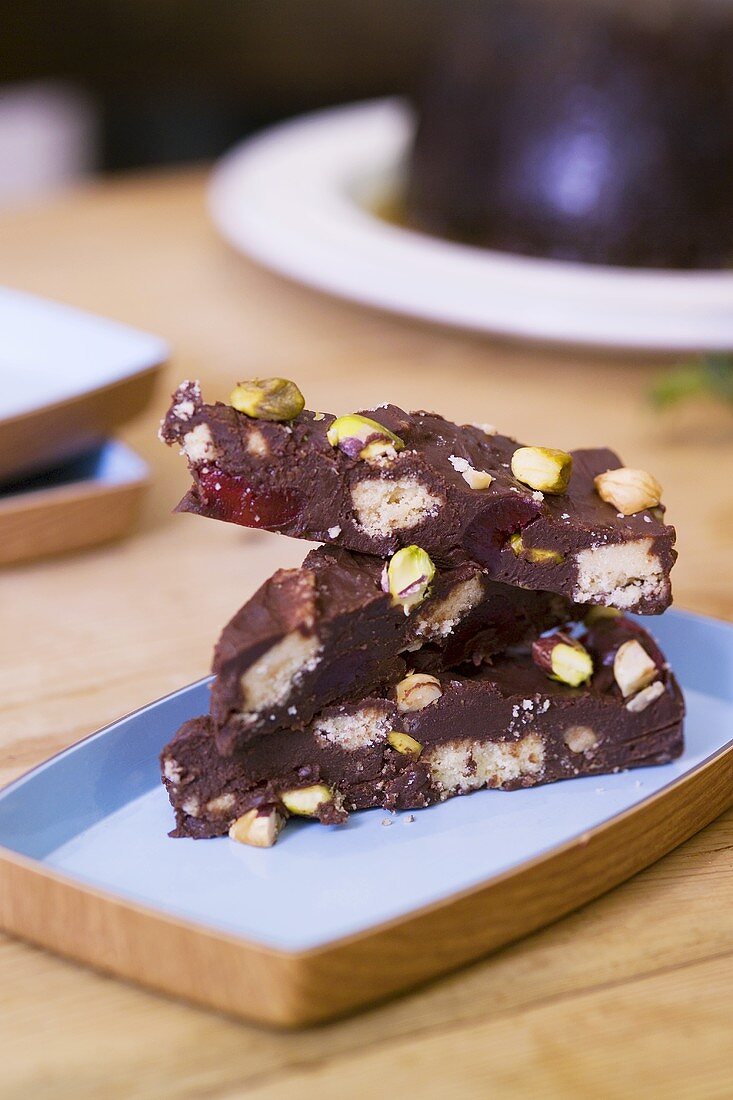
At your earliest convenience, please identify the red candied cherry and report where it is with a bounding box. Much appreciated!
[196,468,301,529]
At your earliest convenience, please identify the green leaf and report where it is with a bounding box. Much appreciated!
[651,355,733,408]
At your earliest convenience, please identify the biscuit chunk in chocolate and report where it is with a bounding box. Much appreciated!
[210,544,575,754]
[160,382,676,613]
[162,616,684,844]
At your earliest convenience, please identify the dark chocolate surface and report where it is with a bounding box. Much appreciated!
[211,543,575,754]
[162,617,684,840]
[405,0,733,269]
[161,384,676,613]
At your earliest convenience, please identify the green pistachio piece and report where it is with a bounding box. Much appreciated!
[385,545,436,613]
[551,643,593,686]
[229,377,305,421]
[280,784,334,817]
[511,446,573,494]
[387,730,423,756]
[326,414,404,460]
[532,632,593,687]
[508,534,563,563]
[527,547,563,564]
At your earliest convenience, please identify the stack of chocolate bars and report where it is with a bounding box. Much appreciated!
[159,378,684,848]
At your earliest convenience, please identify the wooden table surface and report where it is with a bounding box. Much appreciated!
[1,169,732,1098]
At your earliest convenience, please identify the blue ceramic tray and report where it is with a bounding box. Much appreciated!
[1,609,731,1026]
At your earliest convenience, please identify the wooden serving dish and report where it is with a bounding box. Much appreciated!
[0,440,149,566]
[0,610,730,1027]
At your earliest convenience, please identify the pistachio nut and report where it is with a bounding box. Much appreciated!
[326,414,405,460]
[594,467,662,516]
[386,545,436,613]
[228,807,284,847]
[613,639,658,697]
[395,672,442,712]
[229,377,305,421]
[463,467,494,490]
[511,446,573,494]
[532,632,594,687]
[625,680,666,713]
[387,730,423,756]
[281,784,334,817]
[509,534,563,563]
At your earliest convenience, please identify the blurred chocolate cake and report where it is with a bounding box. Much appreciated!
[405,0,733,269]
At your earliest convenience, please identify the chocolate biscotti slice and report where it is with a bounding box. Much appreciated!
[160,380,676,613]
[211,543,574,755]
[161,615,684,845]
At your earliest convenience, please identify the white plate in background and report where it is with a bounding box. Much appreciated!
[208,98,733,351]
[0,287,167,482]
